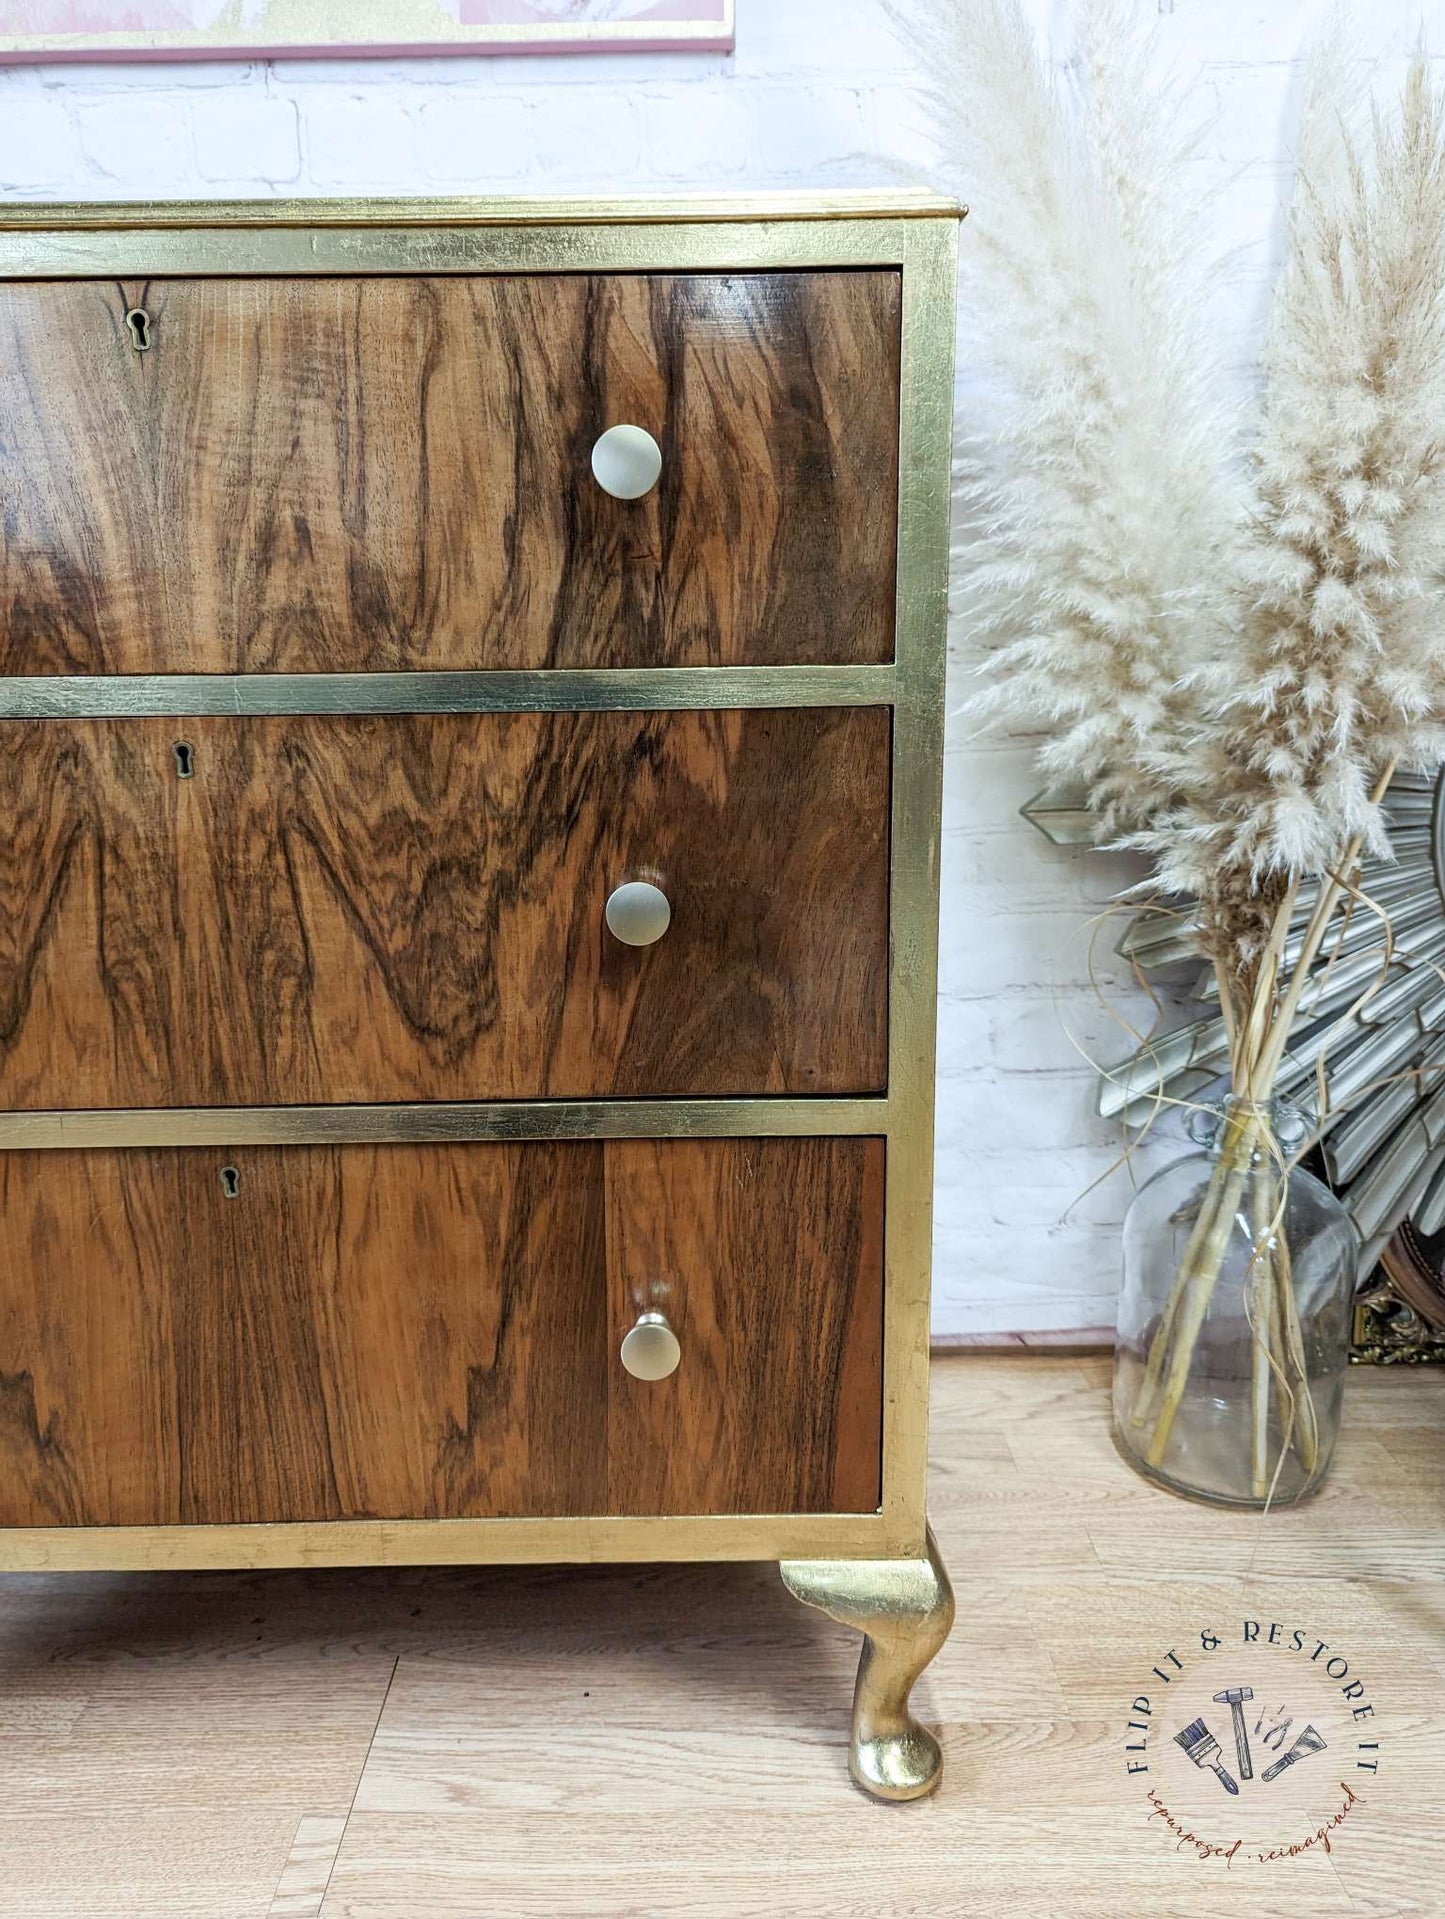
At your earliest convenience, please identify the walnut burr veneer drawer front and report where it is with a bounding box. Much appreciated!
[0,705,889,1108]
[0,271,901,675]
[0,1137,885,1528]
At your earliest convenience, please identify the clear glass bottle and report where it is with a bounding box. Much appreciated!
[1113,1097,1358,1506]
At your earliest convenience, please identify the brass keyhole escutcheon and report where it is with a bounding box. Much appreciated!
[219,1165,240,1199]
[172,741,195,779]
[124,307,151,352]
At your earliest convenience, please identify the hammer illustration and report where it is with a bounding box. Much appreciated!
[1213,1686,1254,1781]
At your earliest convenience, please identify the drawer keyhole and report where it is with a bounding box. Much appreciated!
[125,307,151,352]
[172,741,194,779]
[219,1165,240,1199]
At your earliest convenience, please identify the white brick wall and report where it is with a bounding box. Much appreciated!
[1,2,1440,1337]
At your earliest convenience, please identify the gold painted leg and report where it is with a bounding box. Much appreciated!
[780,1524,955,1802]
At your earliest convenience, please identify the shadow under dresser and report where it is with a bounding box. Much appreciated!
[0,191,960,1802]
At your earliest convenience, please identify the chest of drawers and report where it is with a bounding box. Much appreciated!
[0,192,959,1801]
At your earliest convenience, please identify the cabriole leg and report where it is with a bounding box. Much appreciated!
[780,1525,954,1801]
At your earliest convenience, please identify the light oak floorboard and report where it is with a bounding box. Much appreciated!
[319,1810,1354,1919]
[268,1815,349,1919]
[0,1812,302,1919]
[0,1354,1438,1918]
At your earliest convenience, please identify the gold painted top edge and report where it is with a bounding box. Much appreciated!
[0,189,966,233]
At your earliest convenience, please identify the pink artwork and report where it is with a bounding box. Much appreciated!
[0,0,734,62]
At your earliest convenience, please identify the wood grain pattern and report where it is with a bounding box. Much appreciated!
[0,1144,609,1528]
[604,1138,884,1515]
[267,1816,349,1919]
[0,1138,884,1527]
[0,707,888,1108]
[0,273,901,674]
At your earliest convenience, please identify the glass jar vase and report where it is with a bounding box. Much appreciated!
[1113,1097,1358,1506]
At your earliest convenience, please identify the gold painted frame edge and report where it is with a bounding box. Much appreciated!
[0,1512,892,1574]
[0,664,896,718]
[0,199,959,1570]
[878,216,957,1556]
[0,214,945,279]
[0,186,960,231]
[0,1100,889,1149]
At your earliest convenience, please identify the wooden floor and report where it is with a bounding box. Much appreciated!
[0,1353,1441,1918]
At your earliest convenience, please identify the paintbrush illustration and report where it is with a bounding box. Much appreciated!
[1261,1725,1327,1783]
[1174,1718,1239,1795]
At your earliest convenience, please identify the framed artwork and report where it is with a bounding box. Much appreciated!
[0,0,734,63]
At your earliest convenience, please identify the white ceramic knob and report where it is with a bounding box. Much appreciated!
[591,423,662,500]
[605,879,671,947]
[620,1311,682,1381]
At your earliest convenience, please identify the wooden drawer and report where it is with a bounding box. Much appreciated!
[0,1137,884,1527]
[0,271,900,674]
[0,705,888,1108]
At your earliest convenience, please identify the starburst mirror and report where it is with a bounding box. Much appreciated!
[1026,771,1445,1363]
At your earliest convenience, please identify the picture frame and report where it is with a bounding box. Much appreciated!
[0,0,734,65]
